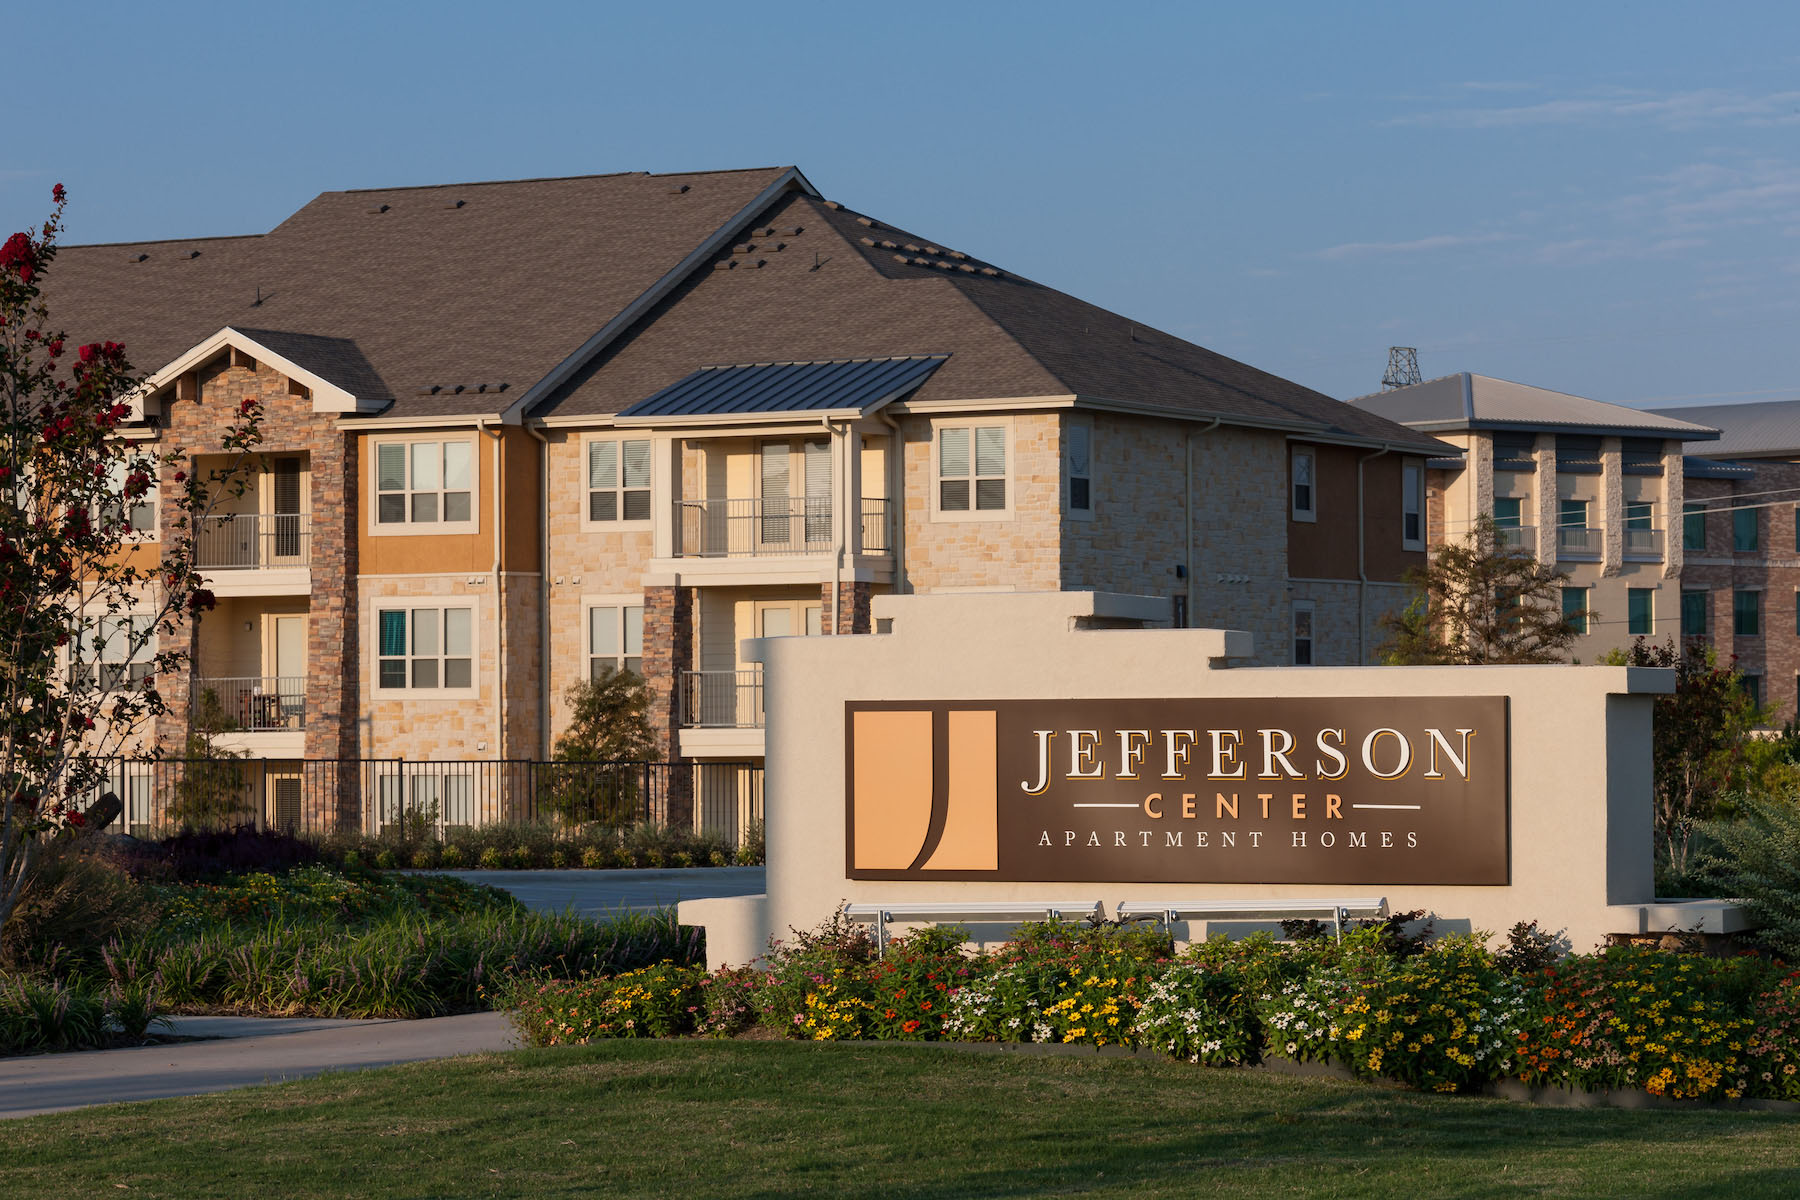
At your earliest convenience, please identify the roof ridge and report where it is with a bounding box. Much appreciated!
[335,165,792,196]
[60,232,263,251]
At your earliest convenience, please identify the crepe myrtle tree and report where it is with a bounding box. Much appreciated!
[1379,513,1589,666]
[0,187,263,933]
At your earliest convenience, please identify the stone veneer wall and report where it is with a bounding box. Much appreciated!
[824,580,873,636]
[153,359,357,785]
[897,412,1062,593]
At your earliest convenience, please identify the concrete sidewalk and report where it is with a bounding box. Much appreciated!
[0,1010,517,1120]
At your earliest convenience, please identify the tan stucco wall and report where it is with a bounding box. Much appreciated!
[685,590,1673,967]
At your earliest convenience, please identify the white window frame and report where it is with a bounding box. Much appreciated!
[1065,416,1094,521]
[1291,448,1316,523]
[1402,459,1425,550]
[100,442,159,542]
[580,434,653,531]
[71,613,156,692]
[1291,599,1315,666]
[367,433,479,537]
[369,595,480,700]
[583,594,646,680]
[931,417,1014,522]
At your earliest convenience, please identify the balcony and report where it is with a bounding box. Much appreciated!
[680,668,764,729]
[1494,524,1533,551]
[194,676,306,732]
[196,513,310,569]
[1556,526,1601,560]
[672,498,891,558]
[1624,528,1665,560]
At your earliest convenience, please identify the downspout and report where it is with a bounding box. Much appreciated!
[1357,446,1392,663]
[1185,418,1221,627]
[525,422,551,759]
[480,419,504,759]
[826,415,844,633]
[878,411,905,595]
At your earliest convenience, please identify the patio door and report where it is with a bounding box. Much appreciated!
[272,615,305,726]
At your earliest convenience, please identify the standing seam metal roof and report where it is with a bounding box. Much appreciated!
[615,355,950,419]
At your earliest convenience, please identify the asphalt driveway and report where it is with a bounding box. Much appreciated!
[435,865,766,917]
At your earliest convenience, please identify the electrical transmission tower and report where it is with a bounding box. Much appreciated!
[1381,346,1422,390]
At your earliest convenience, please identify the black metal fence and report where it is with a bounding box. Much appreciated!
[87,758,765,846]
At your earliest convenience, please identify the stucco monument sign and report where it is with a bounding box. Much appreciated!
[846,697,1509,885]
[680,591,1747,970]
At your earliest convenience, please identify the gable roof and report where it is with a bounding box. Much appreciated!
[1647,400,1800,459]
[1349,373,1719,441]
[42,168,807,421]
[531,194,1449,453]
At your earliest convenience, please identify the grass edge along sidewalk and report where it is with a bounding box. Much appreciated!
[7,1040,1800,1200]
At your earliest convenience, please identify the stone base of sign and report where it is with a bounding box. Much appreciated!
[680,590,1737,971]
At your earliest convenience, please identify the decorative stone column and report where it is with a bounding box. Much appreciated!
[641,584,694,826]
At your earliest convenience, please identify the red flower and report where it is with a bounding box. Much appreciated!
[52,183,65,204]
[187,587,216,613]
[0,232,37,283]
[66,812,85,827]
[47,339,63,358]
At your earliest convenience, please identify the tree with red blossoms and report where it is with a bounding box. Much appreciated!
[0,187,263,934]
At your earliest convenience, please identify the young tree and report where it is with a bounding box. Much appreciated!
[0,188,262,934]
[1379,513,1589,665]
[1600,637,1771,876]
[541,670,659,825]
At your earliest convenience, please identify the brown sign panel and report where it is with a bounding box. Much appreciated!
[845,697,1509,885]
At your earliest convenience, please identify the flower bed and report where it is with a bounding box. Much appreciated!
[498,917,1800,1105]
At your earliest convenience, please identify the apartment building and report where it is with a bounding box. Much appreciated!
[1349,376,1800,720]
[48,167,1446,827]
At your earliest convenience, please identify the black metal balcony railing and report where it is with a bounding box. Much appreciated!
[82,758,765,845]
[672,498,892,557]
[680,668,765,728]
[1557,526,1601,557]
[195,513,310,569]
[194,676,306,731]
[1494,524,1534,550]
[1625,528,1665,558]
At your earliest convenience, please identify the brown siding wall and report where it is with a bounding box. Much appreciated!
[1287,446,1425,583]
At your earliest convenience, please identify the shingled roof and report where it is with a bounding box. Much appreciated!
[41,168,804,420]
[530,193,1446,452]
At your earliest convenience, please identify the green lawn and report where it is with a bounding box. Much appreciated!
[13,1041,1800,1199]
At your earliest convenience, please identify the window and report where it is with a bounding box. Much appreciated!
[588,438,651,524]
[72,615,153,690]
[588,603,645,679]
[1292,601,1314,665]
[101,453,156,536]
[375,440,473,527]
[937,424,1006,514]
[758,439,830,545]
[1493,497,1523,528]
[1624,502,1652,531]
[1290,449,1316,522]
[1681,591,1708,638]
[1402,461,1424,549]
[376,606,474,691]
[1742,674,1763,710]
[1734,590,1761,637]
[1066,421,1092,514]
[1734,507,1758,552]
[1558,499,1588,529]
[1562,587,1589,635]
[1683,502,1706,551]
[1627,588,1654,636]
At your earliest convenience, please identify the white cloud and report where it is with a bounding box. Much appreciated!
[1391,88,1800,130]
[1312,232,1511,261]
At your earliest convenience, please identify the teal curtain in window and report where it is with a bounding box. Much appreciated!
[379,610,406,657]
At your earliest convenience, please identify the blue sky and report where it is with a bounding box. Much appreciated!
[7,1,1797,409]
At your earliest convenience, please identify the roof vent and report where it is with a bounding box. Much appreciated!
[368,204,390,214]
[957,263,977,273]
[892,254,910,264]
[855,216,876,227]
[713,260,735,271]
[669,184,690,194]
[979,267,1001,276]
[446,199,466,209]
[933,260,954,270]
[822,200,842,210]
[753,259,767,268]
[732,243,756,254]
[127,253,148,263]
[946,250,967,261]
[923,245,941,255]
[759,226,777,236]
[187,249,202,259]
[780,225,804,236]
[859,237,877,247]
[911,256,933,266]
[879,240,897,249]
[773,242,786,251]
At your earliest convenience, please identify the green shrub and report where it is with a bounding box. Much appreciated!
[502,961,705,1045]
[757,910,878,1039]
[373,848,398,870]
[1694,796,1800,959]
[2,837,157,972]
[477,846,505,870]
[580,845,607,869]
[0,975,109,1053]
[508,845,535,870]
[440,843,467,868]
[698,966,763,1037]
